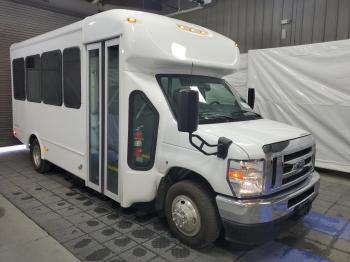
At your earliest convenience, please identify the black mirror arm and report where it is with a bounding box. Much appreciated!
[189,133,218,156]
[248,88,255,109]
[188,133,232,159]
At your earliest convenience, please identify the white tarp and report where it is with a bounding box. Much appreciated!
[248,40,350,173]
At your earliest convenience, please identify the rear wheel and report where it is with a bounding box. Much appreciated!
[30,138,52,173]
[165,180,221,248]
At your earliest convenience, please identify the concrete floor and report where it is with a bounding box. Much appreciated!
[0,147,349,262]
[0,193,79,262]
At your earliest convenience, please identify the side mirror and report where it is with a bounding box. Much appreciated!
[177,90,233,158]
[177,90,199,133]
[248,88,255,109]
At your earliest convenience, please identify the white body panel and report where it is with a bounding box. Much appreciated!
[10,9,311,208]
[11,22,86,179]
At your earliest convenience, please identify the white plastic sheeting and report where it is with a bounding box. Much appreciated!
[248,40,350,173]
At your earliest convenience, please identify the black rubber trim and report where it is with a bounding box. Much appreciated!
[222,213,295,244]
[287,187,314,208]
[101,41,105,193]
[271,157,277,187]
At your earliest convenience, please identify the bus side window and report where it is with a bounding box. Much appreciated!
[42,50,62,106]
[63,47,81,109]
[12,58,26,100]
[26,55,41,103]
[128,91,159,170]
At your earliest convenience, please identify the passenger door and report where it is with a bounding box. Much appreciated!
[86,39,120,200]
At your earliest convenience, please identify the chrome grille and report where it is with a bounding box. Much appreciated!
[284,147,312,162]
[282,166,311,185]
[281,146,314,186]
[263,135,315,195]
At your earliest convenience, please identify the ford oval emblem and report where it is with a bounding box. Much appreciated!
[294,159,305,171]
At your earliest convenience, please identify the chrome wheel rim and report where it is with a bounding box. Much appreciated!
[33,144,41,168]
[171,195,201,237]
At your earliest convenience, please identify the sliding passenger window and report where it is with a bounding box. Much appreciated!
[63,47,81,108]
[42,50,62,106]
[12,58,25,100]
[128,91,159,170]
[26,55,41,103]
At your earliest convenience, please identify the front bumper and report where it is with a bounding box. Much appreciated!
[216,171,320,243]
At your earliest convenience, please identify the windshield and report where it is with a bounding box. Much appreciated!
[156,74,261,124]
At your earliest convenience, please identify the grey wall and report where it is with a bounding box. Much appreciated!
[12,0,162,17]
[0,0,79,147]
[166,0,350,53]
[162,0,198,13]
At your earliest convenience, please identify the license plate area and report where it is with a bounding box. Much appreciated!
[287,186,314,208]
[293,200,312,218]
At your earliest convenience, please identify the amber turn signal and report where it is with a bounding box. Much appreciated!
[228,170,245,180]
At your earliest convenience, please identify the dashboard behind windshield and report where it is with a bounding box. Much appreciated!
[156,74,260,124]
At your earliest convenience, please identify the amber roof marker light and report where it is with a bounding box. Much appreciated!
[177,24,208,36]
[127,17,137,23]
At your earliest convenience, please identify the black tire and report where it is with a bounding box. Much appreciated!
[165,180,221,249]
[30,138,52,173]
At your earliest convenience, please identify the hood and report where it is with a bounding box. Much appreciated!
[197,119,310,158]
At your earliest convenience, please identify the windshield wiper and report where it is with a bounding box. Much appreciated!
[241,110,262,117]
[232,110,262,118]
[199,113,236,121]
[199,111,261,124]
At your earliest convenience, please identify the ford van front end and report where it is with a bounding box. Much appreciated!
[217,135,320,243]
[157,74,320,245]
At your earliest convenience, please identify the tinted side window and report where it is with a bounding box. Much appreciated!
[63,47,81,108]
[26,55,41,103]
[128,91,159,170]
[42,50,62,106]
[12,58,25,100]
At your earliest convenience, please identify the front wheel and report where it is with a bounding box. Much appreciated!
[30,138,52,173]
[165,180,221,248]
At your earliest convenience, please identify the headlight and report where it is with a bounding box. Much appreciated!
[227,159,264,197]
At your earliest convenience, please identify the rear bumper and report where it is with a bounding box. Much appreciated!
[216,171,320,243]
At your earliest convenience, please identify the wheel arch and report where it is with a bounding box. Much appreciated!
[155,166,216,214]
[28,133,45,158]
[28,134,37,147]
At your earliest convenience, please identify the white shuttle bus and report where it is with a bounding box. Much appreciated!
[10,9,320,248]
